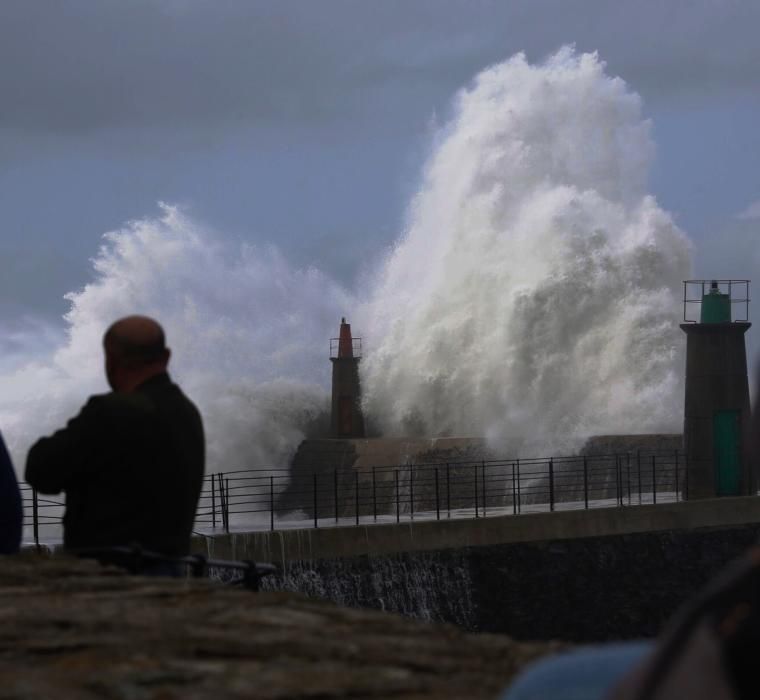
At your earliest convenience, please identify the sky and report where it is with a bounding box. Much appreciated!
[1,0,759,340]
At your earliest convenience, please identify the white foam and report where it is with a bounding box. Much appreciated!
[1,204,352,472]
[359,48,692,454]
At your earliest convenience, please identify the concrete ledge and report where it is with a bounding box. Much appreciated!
[194,496,760,564]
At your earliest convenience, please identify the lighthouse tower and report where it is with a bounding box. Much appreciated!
[329,318,365,438]
[681,280,753,498]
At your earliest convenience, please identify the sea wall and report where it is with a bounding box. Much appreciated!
[195,497,760,642]
[262,524,760,642]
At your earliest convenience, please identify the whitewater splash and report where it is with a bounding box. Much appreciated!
[0,47,691,471]
[359,48,692,453]
[1,205,352,471]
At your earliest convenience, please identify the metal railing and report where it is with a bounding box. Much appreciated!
[21,450,692,545]
[329,336,362,358]
[683,279,750,323]
[19,481,64,546]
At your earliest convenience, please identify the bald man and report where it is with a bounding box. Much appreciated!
[25,316,204,569]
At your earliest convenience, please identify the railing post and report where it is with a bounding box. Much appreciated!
[474,464,479,518]
[481,461,487,517]
[435,467,440,521]
[217,472,223,530]
[313,473,318,528]
[410,466,415,520]
[512,462,517,515]
[583,456,588,509]
[225,478,230,533]
[218,473,227,533]
[674,449,679,501]
[637,450,642,505]
[395,469,400,523]
[616,455,621,507]
[627,453,631,505]
[372,467,377,521]
[549,459,554,512]
[516,459,521,514]
[685,451,689,500]
[268,475,274,531]
[652,455,657,505]
[32,488,39,548]
[211,473,216,528]
[446,463,451,518]
[619,455,624,506]
[334,469,339,524]
[355,471,360,526]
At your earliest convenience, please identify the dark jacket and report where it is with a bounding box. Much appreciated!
[25,373,204,556]
[0,432,22,554]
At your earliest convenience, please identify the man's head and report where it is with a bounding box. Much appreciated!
[103,316,171,392]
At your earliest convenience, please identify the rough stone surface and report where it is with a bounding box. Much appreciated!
[0,554,560,699]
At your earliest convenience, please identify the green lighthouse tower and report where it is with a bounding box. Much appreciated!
[681,280,753,498]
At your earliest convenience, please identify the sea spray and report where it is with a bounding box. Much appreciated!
[359,48,692,454]
[1,204,352,472]
[1,48,692,474]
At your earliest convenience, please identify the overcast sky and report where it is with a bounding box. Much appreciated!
[1,0,759,328]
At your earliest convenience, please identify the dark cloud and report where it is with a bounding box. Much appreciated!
[1,0,758,136]
[1,0,758,324]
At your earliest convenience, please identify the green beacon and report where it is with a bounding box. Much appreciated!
[699,280,731,323]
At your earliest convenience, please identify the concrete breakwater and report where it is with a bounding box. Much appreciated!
[195,496,760,642]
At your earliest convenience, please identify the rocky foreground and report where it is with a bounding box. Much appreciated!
[0,555,561,699]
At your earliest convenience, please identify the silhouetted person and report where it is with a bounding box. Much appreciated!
[0,431,22,554]
[25,316,204,573]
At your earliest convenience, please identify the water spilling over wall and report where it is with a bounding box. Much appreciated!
[259,523,760,642]
[1,48,691,472]
[269,553,477,628]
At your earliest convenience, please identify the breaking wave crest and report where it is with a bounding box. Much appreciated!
[359,48,692,454]
[1,205,352,470]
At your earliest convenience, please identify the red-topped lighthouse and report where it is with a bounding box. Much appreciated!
[329,318,365,438]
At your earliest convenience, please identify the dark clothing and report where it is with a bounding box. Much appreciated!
[25,373,204,556]
[0,432,22,554]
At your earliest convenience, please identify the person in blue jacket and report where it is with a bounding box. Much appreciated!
[0,431,22,554]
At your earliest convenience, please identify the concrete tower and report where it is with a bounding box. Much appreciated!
[330,318,365,438]
[681,280,752,499]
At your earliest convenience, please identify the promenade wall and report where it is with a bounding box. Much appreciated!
[194,497,760,641]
